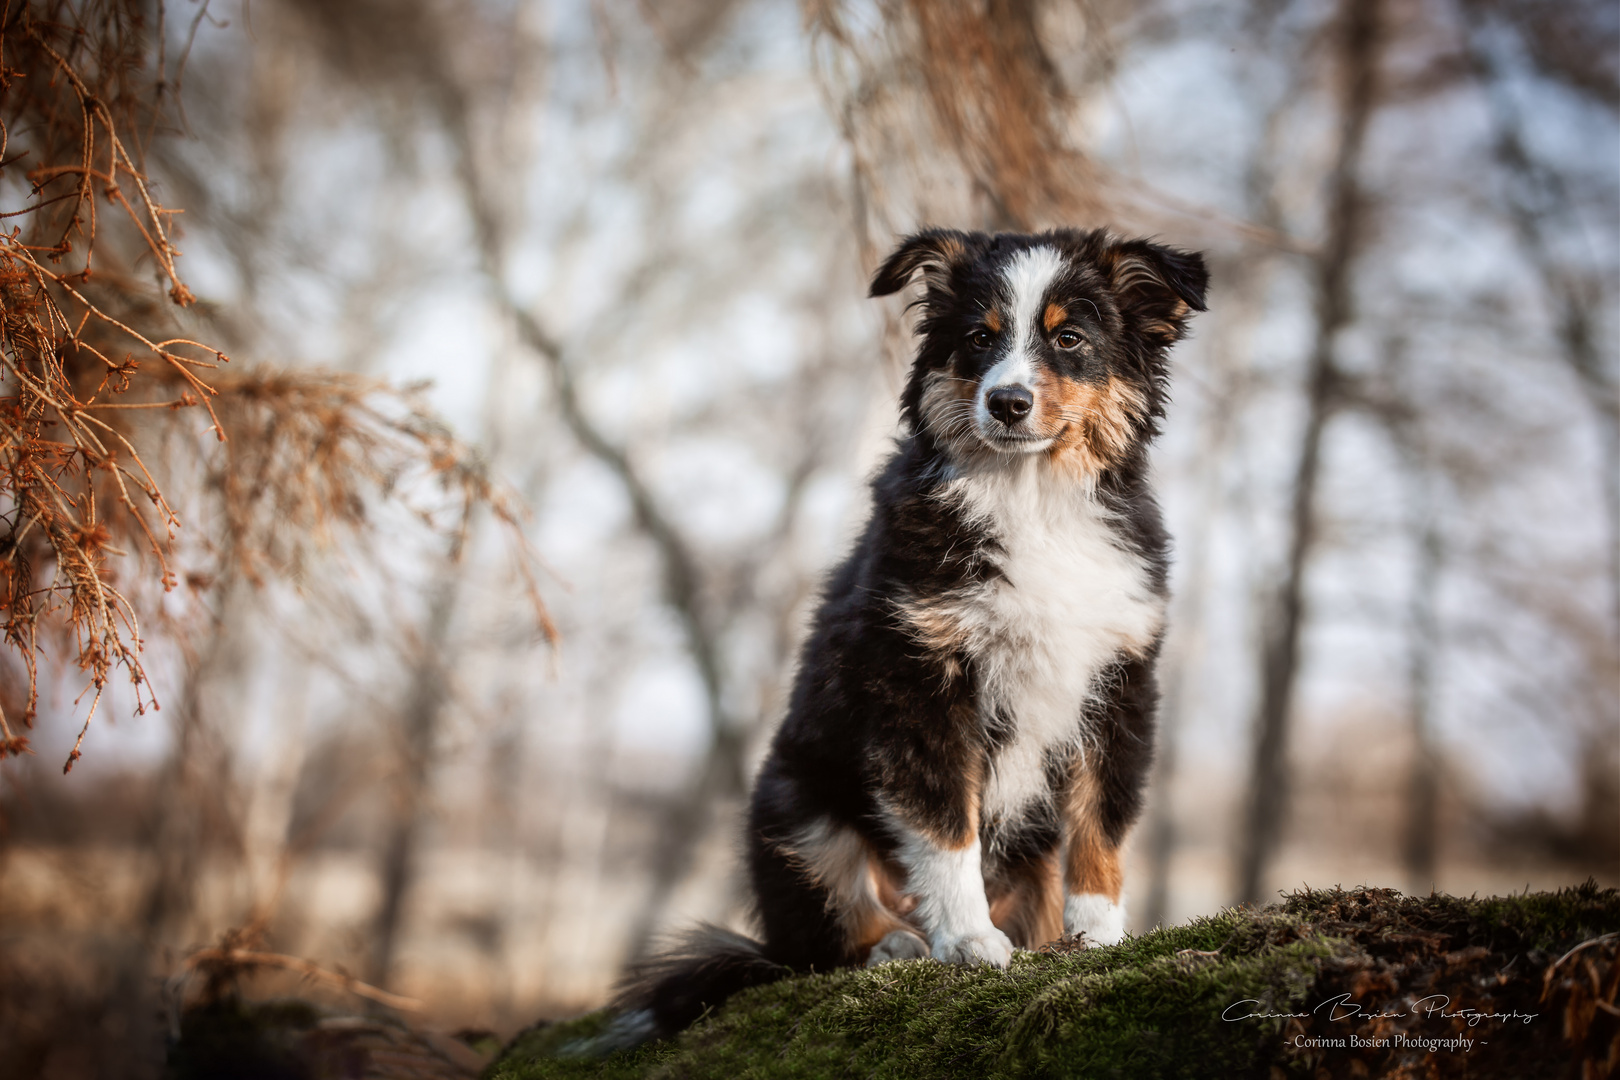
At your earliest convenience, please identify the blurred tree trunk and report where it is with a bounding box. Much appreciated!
[1143,604,1192,928]
[1143,281,1261,929]
[1458,0,1620,645]
[1371,332,1448,895]
[1145,101,1291,923]
[1237,0,1384,906]
[141,681,210,950]
[140,585,256,947]
[1478,84,1620,643]
[364,306,517,990]
[621,737,747,959]
[240,679,311,930]
[1140,318,1237,932]
[368,570,459,989]
[1402,480,1444,894]
[352,4,531,991]
[528,301,751,956]
[405,16,754,961]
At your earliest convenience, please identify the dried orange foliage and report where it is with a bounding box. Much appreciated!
[202,369,557,640]
[0,1,551,770]
[0,0,205,767]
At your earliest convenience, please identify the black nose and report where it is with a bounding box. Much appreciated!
[987,385,1034,426]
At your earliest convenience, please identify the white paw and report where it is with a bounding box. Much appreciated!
[932,926,1015,967]
[866,929,930,966]
[1063,892,1125,946]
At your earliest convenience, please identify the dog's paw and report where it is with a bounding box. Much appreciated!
[932,926,1015,968]
[866,929,930,967]
[1063,893,1125,946]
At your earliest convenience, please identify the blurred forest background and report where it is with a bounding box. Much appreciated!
[0,0,1615,1073]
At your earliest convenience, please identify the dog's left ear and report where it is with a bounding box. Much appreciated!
[869,229,979,298]
[1103,239,1209,345]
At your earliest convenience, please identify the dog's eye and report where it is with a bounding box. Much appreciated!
[1055,328,1083,349]
[967,328,994,350]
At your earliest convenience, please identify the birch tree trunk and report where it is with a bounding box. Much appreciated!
[1237,0,1384,905]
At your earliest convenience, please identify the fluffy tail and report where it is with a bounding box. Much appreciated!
[607,925,789,1047]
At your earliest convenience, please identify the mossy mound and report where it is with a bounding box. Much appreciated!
[490,882,1619,1080]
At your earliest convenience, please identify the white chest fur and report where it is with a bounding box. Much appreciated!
[938,461,1165,826]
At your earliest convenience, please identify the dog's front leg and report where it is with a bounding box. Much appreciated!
[885,794,1013,968]
[899,833,1013,966]
[1062,764,1127,947]
[1059,654,1158,947]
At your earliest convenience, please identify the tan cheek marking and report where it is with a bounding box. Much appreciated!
[1043,303,1067,332]
[1063,768,1124,902]
[1037,374,1146,476]
[983,309,1002,333]
[1092,376,1147,462]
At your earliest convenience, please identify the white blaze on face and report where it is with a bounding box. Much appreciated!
[977,245,1065,444]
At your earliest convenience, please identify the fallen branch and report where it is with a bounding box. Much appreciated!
[186,947,424,1013]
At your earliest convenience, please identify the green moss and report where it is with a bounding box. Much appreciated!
[1280,878,1617,951]
[487,885,1620,1080]
[490,1013,679,1080]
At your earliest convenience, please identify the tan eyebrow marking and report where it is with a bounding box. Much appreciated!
[1043,303,1068,332]
[983,309,1003,333]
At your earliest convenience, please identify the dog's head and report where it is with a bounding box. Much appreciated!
[872,229,1207,475]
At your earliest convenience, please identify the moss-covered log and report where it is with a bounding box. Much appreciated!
[489,883,1618,1080]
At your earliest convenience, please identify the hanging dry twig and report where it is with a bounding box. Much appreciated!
[202,368,559,643]
[1,0,204,765]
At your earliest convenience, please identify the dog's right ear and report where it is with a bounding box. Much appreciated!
[869,229,977,298]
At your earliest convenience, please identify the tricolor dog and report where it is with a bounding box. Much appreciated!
[622,227,1208,1040]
